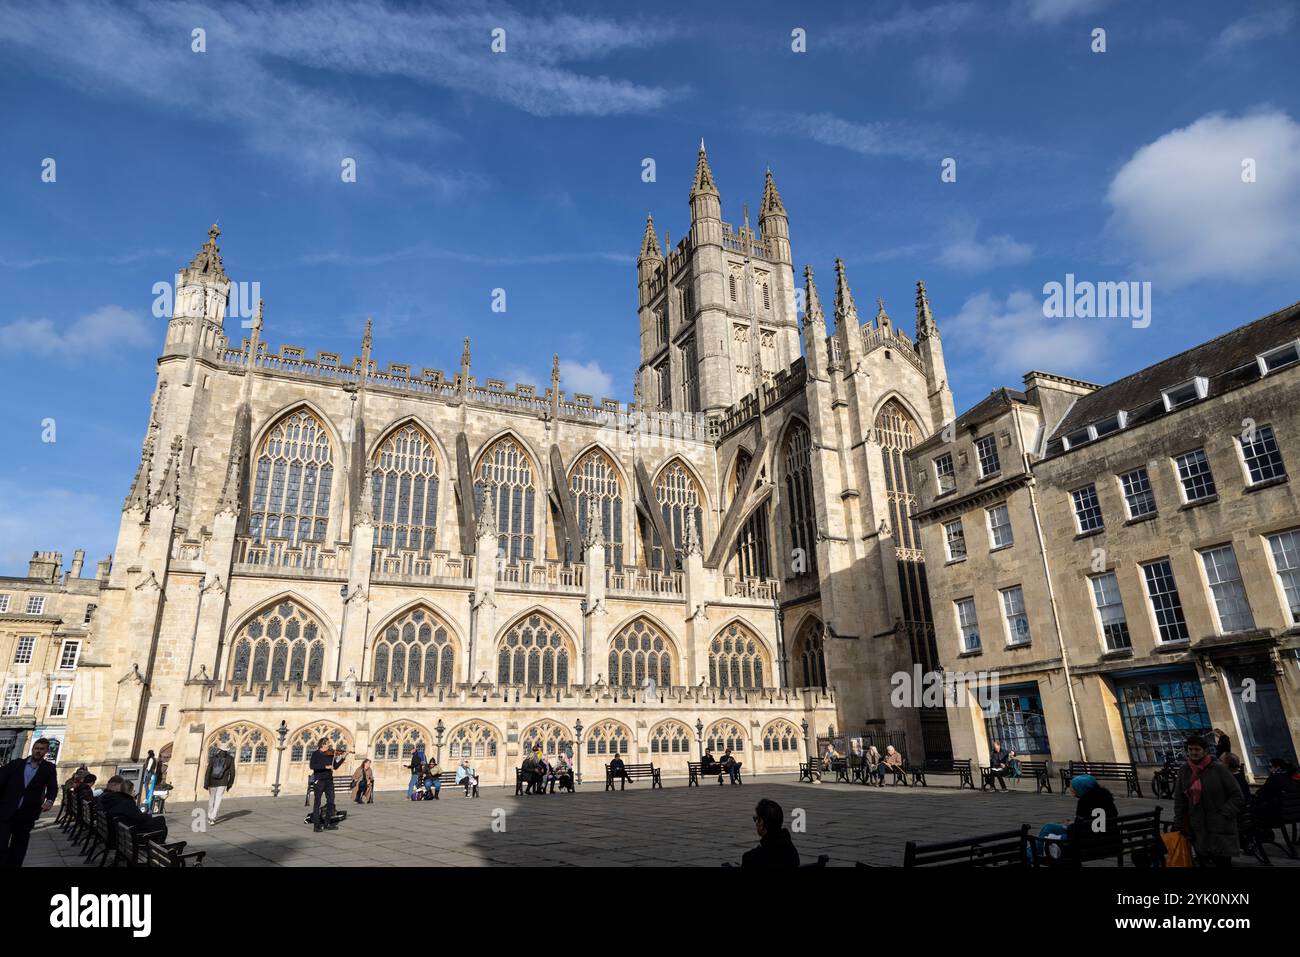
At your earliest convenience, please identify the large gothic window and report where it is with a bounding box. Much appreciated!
[651,459,704,571]
[732,450,771,580]
[206,723,270,766]
[229,599,325,689]
[706,718,746,754]
[649,720,693,755]
[371,721,428,764]
[496,613,572,686]
[783,421,817,579]
[521,720,571,758]
[708,622,769,690]
[790,617,827,688]
[874,400,923,558]
[249,409,333,546]
[608,618,674,689]
[476,437,536,564]
[448,720,498,761]
[762,719,800,753]
[289,722,351,764]
[372,425,439,555]
[585,719,632,757]
[569,449,624,568]
[372,607,456,690]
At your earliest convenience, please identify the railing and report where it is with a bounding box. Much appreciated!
[763,358,806,406]
[715,392,757,439]
[370,549,473,582]
[605,567,683,597]
[495,561,584,591]
[233,537,348,575]
[861,327,924,372]
[723,576,780,601]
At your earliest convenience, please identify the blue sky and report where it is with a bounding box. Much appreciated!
[1,0,1297,573]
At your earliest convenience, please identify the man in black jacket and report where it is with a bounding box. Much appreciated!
[204,745,236,825]
[0,737,59,866]
[98,775,168,842]
[309,739,347,831]
[741,799,800,868]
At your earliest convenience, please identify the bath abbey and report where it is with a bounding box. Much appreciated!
[20,144,959,798]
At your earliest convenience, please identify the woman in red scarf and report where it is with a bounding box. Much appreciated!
[1174,735,1243,866]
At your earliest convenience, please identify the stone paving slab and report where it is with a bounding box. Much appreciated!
[23,773,1297,867]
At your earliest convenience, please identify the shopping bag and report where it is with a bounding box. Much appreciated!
[1161,830,1193,867]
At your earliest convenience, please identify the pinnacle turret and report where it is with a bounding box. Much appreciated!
[759,168,786,218]
[802,266,825,328]
[915,280,938,338]
[833,258,859,329]
[639,213,662,260]
[690,138,719,199]
[187,224,227,280]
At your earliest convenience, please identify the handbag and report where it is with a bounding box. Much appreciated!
[1161,830,1193,867]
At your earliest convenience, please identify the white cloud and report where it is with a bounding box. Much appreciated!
[914,52,971,103]
[1019,0,1114,24]
[0,305,154,361]
[560,359,614,398]
[823,3,979,48]
[944,289,1107,378]
[938,222,1033,272]
[1105,110,1300,285]
[1211,8,1297,58]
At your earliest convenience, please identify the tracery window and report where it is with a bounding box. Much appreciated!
[371,721,428,763]
[708,622,768,690]
[521,719,571,758]
[790,617,827,688]
[648,720,693,755]
[569,449,624,568]
[229,599,325,689]
[249,409,333,546]
[706,718,746,754]
[608,618,674,689]
[289,722,351,764]
[372,606,456,689]
[371,425,439,555]
[762,719,800,753]
[585,719,632,757]
[732,450,771,580]
[783,421,817,578]
[497,614,571,686]
[651,459,703,571]
[448,720,498,761]
[206,723,269,765]
[476,437,536,564]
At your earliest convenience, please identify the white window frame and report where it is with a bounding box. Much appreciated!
[1,682,23,717]
[943,519,967,561]
[1142,558,1190,644]
[1266,528,1300,626]
[58,640,80,670]
[1161,377,1208,412]
[1198,544,1255,635]
[24,595,45,616]
[934,453,955,494]
[1089,572,1131,652]
[1062,411,1128,450]
[1238,425,1287,486]
[13,636,36,665]
[49,684,72,719]
[1174,448,1217,503]
[955,598,981,653]
[1257,340,1300,376]
[987,502,1013,549]
[1071,484,1105,533]
[975,435,1000,477]
[1119,467,1157,519]
[1000,585,1031,647]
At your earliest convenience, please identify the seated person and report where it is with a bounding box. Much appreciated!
[555,753,575,792]
[985,741,1010,791]
[538,756,555,793]
[72,772,98,802]
[1006,749,1023,782]
[609,753,634,788]
[700,749,720,775]
[97,774,168,843]
[877,745,904,784]
[456,759,479,797]
[1063,774,1119,862]
[423,757,443,800]
[720,748,742,785]
[741,799,800,868]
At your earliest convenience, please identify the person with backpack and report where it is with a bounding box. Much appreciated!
[408,743,429,801]
[204,744,236,824]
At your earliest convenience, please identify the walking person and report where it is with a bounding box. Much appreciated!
[1175,735,1243,867]
[204,743,236,825]
[0,737,59,867]
[309,738,348,832]
[1211,728,1232,760]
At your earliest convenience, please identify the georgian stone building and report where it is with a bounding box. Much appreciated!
[910,302,1300,778]
[62,143,958,799]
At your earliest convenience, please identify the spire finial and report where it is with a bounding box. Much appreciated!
[760,168,787,218]
[187,222,227,279]
[833,258,859,329]
[551,353,561,387]
[915,279,938,338]
[362,316,373,351]
[461,336,471,370]
[476,486,497,540]
[875,296,891,333]
[639,213,662,259]
[802,265,825,328]
[690,138,718,199]
[252,298,264,333]
[582,500,604,550]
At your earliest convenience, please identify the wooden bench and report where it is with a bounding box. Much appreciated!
[982,759,1051,793]
[145,838,205,868]
[1033,808,1164,867]
[798,760,821,783]
[86,802,115,866]
[903,825,1031,867]
[304,773,349,805]
[605,762,661,790]
[873,762,911,786]
[1238,793,1300,864]
[1059,760,1141,798]
[515,765,575,795]
[688,761,738,786]
[910,758,976,790]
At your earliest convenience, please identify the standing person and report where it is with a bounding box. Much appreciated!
[456,759,479,797]
[408,743,429,801]
[741,799,800,867]
[720,748,743,785]
[1175,735,1243,867]
[424,755,442,800]
[985,741,1010,791]
[140,749,158,811]
[204,744,236,825]
[0,737,58,867]
[351,759,374,804]
[1211,729,1232,760]
[309,738,347,832]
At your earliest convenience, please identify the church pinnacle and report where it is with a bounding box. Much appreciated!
[690,138,719,198]
[833,258,860,329]
[915,280,938,338]
[639,213,662,259]
[188,223,227,280]
[802,266,825,328]
[760,168,786,218]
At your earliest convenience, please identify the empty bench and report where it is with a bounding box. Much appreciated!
[982,759,1051,793]
[903,825,1031,867]
[1059,760,1141,798]
[605,762,661,790]
[910,758,976,790]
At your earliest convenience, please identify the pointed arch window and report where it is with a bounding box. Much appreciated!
[783,421,817,579]
[608,618,674,689]
[651,460,703,571]
[586,719,632,757]
[762,719,800,752]
[206,723,269,766]
[569,449,624,569]
[448,720,498,760]
[521,720,571,758]
[249,409,333,546]
[707,622,769,690]
[649,720,693,755]
[228,599,325,689]
[372,607,456,690]
[732,451,771,580]
[706,719,746,754]
[790,618,827,688]
[497,614,571,687]
[476,437,536,564]
[372,425,439,555]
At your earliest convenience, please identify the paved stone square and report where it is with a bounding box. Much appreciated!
[25,773,1297,867]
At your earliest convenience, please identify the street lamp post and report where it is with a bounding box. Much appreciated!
[271,720,289,797]
[574,718,584,787]
[435,719,446,764]
[801,718,811,772]
[696,718,704,759]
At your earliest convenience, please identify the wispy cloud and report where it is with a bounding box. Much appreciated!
[913,52,971,104]
[1209,8,1297,58]
[0,305,155,361]
[1018,0,1115,25]
[938,221,1034,273]
[944,289,1107,379]
[821,3,980,49]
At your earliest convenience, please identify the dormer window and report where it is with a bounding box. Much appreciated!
[1062,411,1128,450]
[1258,341,1300,376]
[1161,377,1207,412]
[1062,427,1092,450]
